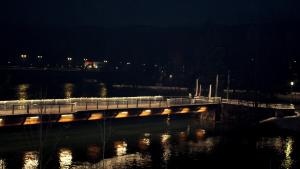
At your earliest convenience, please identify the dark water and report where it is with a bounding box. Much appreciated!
[0,117,299,169]
[0,82,189,100]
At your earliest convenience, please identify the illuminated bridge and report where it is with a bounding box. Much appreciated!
[0,96,295,128]
[0,96,220,127]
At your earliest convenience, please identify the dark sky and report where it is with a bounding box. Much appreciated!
[0,0,299,90]
[1,0,299,27]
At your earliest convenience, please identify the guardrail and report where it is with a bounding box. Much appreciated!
[222,99,295,110]
[0,96,220,116]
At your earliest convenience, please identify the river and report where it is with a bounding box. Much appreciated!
[0,117,299,169]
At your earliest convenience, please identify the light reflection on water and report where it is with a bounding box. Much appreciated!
[114,141,128,156]
[58,148,72,169]
[63,83,74,99]
[17,84,29,100]
[99,83,107,97]
[0,121,298,169]
[282,137,294,169]
[6,82,186,100]
[72,153,152,169]
[22,151,39,169]
[138,135,151,151]
[161,133,172,162]
[0,159,6,169]
[256,136,295,169]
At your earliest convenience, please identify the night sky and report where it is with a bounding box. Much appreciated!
[0,0,299,91]
[1,0,299,27]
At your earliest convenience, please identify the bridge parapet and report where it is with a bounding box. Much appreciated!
[222,99,295,110]
[0,96,219,116]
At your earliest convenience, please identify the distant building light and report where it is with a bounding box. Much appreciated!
[126,62,131,65]
[169,74,173,79]
[104,60,108,63]
[290,81,294,86]
[21,54,27,59]
[154,64,158,67]
[293,60,297,63]
[83,58,88,61]
[67,57,72,61]
[115,66,119,70]
[37,55,43,59]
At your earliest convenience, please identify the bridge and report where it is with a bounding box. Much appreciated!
[0,96,295,127]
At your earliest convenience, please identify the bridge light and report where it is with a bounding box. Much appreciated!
[139,110,151,116]
[59,114,74,123]
[115,111,128,118]
[161,109,171,115]
[197,106,207,113]
[88,113,103,120]
[24,116,40,125]
[180,108,190,113]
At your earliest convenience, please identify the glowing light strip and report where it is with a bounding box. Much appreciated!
[139,110,151,116]
[88,113,103,120]
[197,107,207,113]
[161,109,171,115]
[180,108,190,113]
[115,111,128,118]
[58,114,74,123]
[24,116,40,125]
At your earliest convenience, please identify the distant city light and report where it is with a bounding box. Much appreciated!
[67,57,72,61]
[290,81,294,86]
[169,74,173,79]
[20,54,27,59]
[115,66,119,70]
[104,60,108,63]
[126,62,131,65]
[37,55,43,59]
[83,58,87,61]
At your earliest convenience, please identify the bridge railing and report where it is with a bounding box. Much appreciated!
[223,99,295,110]
[0,96,219,115]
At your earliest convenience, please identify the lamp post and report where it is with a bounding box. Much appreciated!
[290,81,294,104]
[67,57,72,68]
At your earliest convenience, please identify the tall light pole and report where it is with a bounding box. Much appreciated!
[290,81,294,104]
